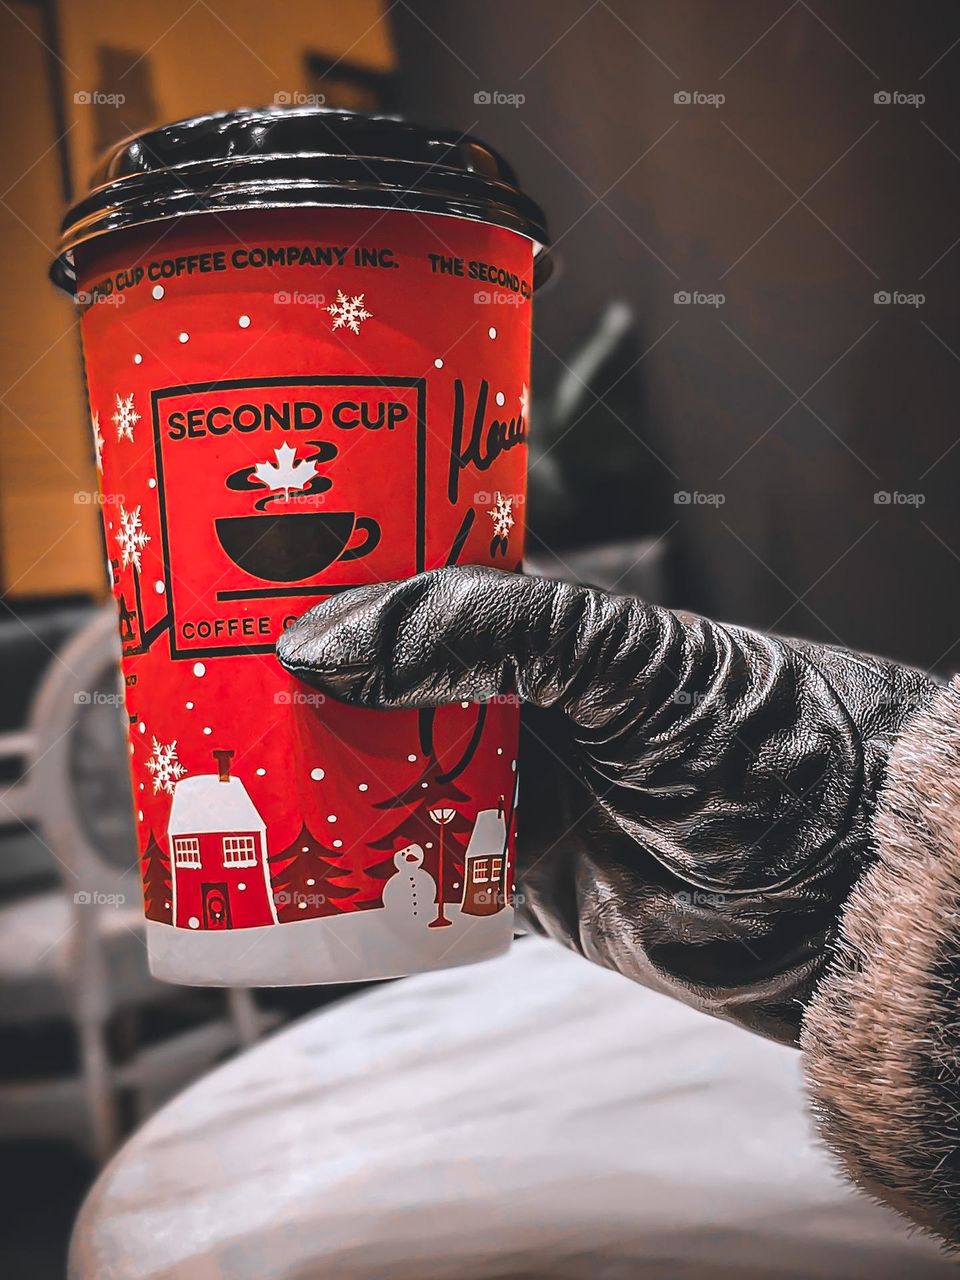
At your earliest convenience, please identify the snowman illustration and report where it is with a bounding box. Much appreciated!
[382,843,435,926]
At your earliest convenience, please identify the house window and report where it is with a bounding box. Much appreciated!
[173,836,201,868]
[472,857,490,883]
[223,835,258,868]
[490,856,504,882]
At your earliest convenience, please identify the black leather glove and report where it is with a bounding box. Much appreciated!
[277,566,938,1045]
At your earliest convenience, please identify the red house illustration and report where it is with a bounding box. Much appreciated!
[167,749,278,931]
[460,804,508,917]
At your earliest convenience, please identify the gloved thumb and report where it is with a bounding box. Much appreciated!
[275,565,640,717]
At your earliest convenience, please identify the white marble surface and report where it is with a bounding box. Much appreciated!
[71,937,951,1279]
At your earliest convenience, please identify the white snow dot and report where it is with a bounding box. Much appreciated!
[407,754,417,762]
[512,759,517,771]
[358,782,368,792]
[256,767,266,776]
[178,331,189,344]
[238,314,251,328]
[421,782,429,789]
[460,701,470,709]
[193,663,206,677]
[129,743,134,753]
[238,882,246,891]
[434,357,444,368]
[488,326,497,339]
[203,726,212,735]
[148,477,157,489]
[185,701,194,710]
[152,284,165,300]
[301,846,310,853]
[138,721,146,734]
[154,580,165,594]
[138,783,144,791]
[188,915,199,929]
[310,767,325,781]
[298,901,308,910]
[165,902,170,909]
[333,839,343,848]
[453,882,460,891]
[327,814,337,823]
[426,842,434,849]
[306,878,316,886]
[137,809,143,821]
[134,353,143,364]
[496,391,505,407]
[497,747,503,756]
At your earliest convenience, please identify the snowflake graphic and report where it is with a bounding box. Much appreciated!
[116,504,150,572]
[146,738,186,796]
[327,289,373,335]
[91,411,104,470]
[488,491,515,540]
[112,392,141,442]
[519,383,530,420]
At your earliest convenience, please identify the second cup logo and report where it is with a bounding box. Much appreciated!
[151,376,425,659]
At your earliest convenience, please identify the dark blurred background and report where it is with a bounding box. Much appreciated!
[2,1,959,1275]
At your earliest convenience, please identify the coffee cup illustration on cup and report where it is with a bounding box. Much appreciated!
[216,439,381,582]
[215,509,381,582]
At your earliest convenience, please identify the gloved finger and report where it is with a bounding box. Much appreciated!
[275,564,645,718]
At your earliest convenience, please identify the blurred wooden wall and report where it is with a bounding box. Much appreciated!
[0,0,394,599]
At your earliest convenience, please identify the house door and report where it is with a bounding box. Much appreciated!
[201,882,232,929]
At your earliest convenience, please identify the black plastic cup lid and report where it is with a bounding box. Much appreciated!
[50,106,550,292]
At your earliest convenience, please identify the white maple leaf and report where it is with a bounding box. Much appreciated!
[252,443,318,498]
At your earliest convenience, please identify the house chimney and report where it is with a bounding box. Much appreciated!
[213,749,234,783]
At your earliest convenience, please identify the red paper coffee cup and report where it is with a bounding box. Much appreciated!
[51,108,549,985]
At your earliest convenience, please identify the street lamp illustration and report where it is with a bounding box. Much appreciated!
[427,805,457,927]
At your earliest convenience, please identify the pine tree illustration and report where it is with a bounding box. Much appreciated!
[141,831,171,923]
[367,764,473,906]
[268,822,356,923]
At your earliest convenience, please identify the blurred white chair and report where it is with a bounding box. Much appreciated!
[0,604,270,1162]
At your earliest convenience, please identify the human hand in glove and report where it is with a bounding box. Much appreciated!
[278,565,960,1244]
